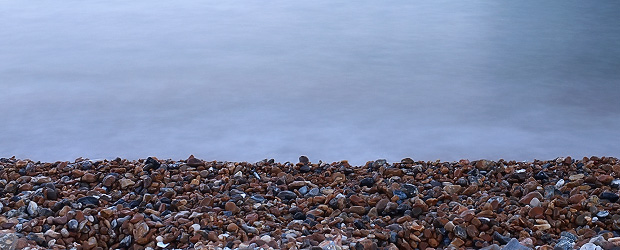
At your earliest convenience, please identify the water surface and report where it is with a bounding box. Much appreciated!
[1,1,619,164]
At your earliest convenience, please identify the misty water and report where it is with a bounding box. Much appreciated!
[1,1,619,165]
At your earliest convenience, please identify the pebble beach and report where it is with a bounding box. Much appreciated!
[0,156,619,250]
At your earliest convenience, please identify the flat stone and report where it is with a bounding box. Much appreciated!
[569,174,584,181]
[349,206,366,215]
[119,178,135,189]
[81,173,98,183]
[528,207,544,219]
[569,194,586,204]
[277,191,297,200]
[77,196,99,207]
[444,185,462,195]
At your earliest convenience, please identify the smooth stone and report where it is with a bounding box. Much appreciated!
[360,178,375,188]
[611,179,620,188]
[44,187,58,200]
[299,155,309,164]
[119,178,135,189]
[444,185,461,195]
[81,173,97,183]
[299,164,311,173]
[102,175,116,187]
[299,186,309,195]
[77,196,99,206]
[277,191,297,200]
[529,197,541,207]
[375,198,389,214]
[569,194,586,204]
[27,201,38,217]
[569,174,585,181]
[67,219,79,231]
[349,206,366,215]
[528,207,544,218]
[599,192,619,202]
[225,202,240,214]
[227,223,238,232]
[597,175,613,185]
[596,211,609,218]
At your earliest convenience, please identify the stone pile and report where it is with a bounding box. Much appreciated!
[0,155,619,250]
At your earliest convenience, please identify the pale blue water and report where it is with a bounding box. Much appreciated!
[1,1,619,164]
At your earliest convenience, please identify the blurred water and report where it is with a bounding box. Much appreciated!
[1,1,619,165]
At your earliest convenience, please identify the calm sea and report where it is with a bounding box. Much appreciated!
[1,1,619,165]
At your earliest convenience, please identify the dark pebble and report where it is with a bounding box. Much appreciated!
[67,219,79,231]
[45,187,58,200]
[360,178,375,188]
[392,190,407,200]
[534,171,549,180]
[277,191,297,200]
[354,219,366,229]
[389,231,398,243]
[600,192,619,202]
[299,165,311,173]
[81,161,93,170]
[299,155,309,164]
[27,232,47,247]
[77,196,100,207]
[293,212,306,220]
[144,157,160,171]
[401,183,418,197]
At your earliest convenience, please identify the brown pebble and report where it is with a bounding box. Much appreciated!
[227,223,238,232]
[569,194,585,204]
[225,201,240,214]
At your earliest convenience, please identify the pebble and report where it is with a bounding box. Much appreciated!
[599,192,619,202]
[119,178,135,189]
[0,156,617,249]
[277,190,297,200]
[360,177,374,187]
